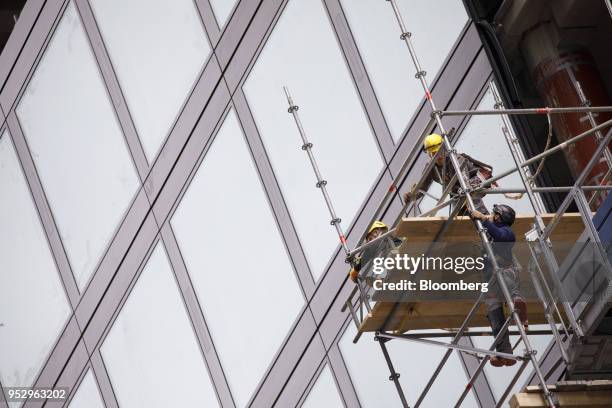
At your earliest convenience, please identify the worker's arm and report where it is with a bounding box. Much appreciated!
[481,220,514,242]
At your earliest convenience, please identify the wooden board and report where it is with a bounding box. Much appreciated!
[359,300,557,332]
[358,213,582,333]
[510,381,612,407]
[395,213,585,244]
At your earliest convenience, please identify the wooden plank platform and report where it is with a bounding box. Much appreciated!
[359,213,583,333]
[510,380,612,407]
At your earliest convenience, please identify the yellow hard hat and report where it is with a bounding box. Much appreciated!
[423,133,443,154]
[368,221,388,234]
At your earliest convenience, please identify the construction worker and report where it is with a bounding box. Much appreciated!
[403,133,500,214]
[349,221,401,283]
[470,203,528,367]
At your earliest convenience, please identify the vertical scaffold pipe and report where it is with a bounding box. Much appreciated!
[283,86,350,255]
[490,83,579,354]
[387,1,557,406]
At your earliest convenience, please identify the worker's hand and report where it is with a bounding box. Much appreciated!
[349,268,359,283]
[469,209,490,221]
[403,183,418,203]
[503,193,523,200]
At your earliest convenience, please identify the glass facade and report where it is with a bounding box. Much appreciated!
[171,109,303,407]
[100,243,218,408]
[89,0,211,161]
[244,0,383,280]
[0,131,71,391]
[16,2,140,292]
[0,0,565,407]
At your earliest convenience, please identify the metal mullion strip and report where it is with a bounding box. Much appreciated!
[192,0,222,47]
[5,111,79,305]
[326,343,360,408]
[322,0,394,162]
[215,0,265,72]
[456,337,496,408]
[0,0,46,90]
[88,351,118,408]
[159,223,235,408]
[51,341,88,408]
[268,331,327,408]
[143,57,223,200]
[0,0,66,113]
[230,87,316,298]
[26,316,81,403]
[294,359,328,407]
[78,210,160,349]
[219,0,284,93]
[246,309,320,408]
[73,0,149,177]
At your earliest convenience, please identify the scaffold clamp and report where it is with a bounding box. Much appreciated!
[415,70,426,79]
[400,31,411,40]
[287,105,299,113]
[301,142,313,150]
[330,217,341,226]
[316,180,327,188]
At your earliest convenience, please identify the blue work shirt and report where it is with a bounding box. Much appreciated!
[482,220,515,264]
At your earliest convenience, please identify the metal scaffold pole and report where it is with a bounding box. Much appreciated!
[489,83,573,366]
[387,0,558,405]
[283,86,350,256]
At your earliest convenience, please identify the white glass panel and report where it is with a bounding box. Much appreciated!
[340,0,468,140]
[0,131,71,392]
[68,370,105,408]
[16,2,140,291]
[243,0,383,280]
[302,366,343,408]
[171,110,303,407]
[339,325,478,407]
[473,328,552,402]
[89,0,211,161]
[100,243,218,408]
[210,0,236,28]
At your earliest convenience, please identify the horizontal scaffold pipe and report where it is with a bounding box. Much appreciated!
[481,119,612,189]
[440,106,612,117]
[481,185,612,194]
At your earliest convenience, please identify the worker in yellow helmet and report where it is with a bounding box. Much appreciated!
[349,221,401,283]
[403,133,500,214]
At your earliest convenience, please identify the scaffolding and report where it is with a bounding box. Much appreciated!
[284,1,612,406]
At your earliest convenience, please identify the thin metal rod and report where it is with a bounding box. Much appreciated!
[377,337,410,408]
[481,118,612,189]
[378,332,525,361]
[388,2,557,405]
[454,316,514,407]
[495,359,530,408]
[481,185,612,194]
[284,86,349,255]
[542,128,612,240]
[400,329,558,338]
[607,0,612,19]
[414,290,487,408]
[440,106,612,117]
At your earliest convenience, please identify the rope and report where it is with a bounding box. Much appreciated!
[503,112,553,201]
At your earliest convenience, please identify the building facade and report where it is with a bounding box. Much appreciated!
[1,0,610,407]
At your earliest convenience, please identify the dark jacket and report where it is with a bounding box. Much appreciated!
[482,220,515,266]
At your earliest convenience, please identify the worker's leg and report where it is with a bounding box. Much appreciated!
[503,265,528,327]
[485,266,515,366]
